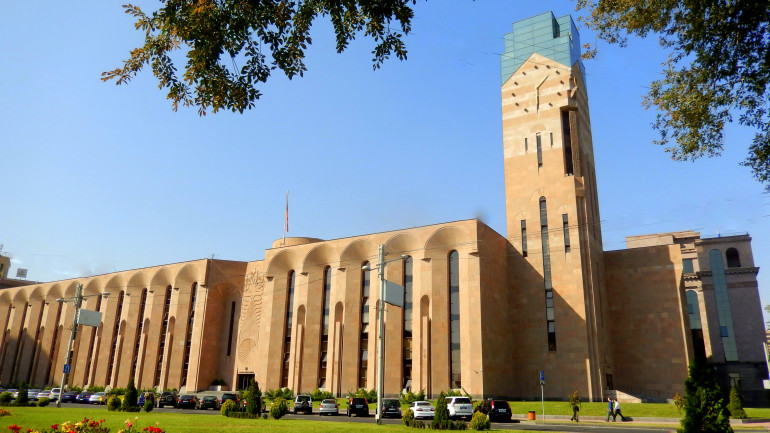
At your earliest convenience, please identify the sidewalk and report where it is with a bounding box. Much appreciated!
[512,413,770,429]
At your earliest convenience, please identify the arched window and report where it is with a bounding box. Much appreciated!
[709,249,737,361]
[281,271,296,388]
[726,248,741,268]
[448,251,461,389]
[131,288,148,381]
[403,256,413,390]
[319,266,331,388]
[154,285,172,386]
[182,282,198,385]
[359,262,371,389]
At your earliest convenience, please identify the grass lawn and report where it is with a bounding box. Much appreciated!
[0,407,533,433]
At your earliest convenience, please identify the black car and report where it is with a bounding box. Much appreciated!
[75,391,93,403]
[60,391,79,403]
[200,395,220,410]
[474,399,511,422]
[219,392,239,406]
[177,394,199,409]
[158,391,178,408]
[380,398,402,418]
[346,397,369,417]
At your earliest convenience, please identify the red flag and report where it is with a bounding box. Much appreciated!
[285,191,289,232]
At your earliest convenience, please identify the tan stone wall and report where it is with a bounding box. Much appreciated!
[604,245,690,399]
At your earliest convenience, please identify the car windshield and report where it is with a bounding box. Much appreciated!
[454,398,471,404]
[297,396,310,402]
[417,402,431,407]
[204,396,216,401]
[322,399,335,404]
[385,400,399,407]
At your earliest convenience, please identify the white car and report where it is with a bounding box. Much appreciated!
[409,401,435,419]
[318,398,339,415]
[446,396,473,420]
[49,388,61,401]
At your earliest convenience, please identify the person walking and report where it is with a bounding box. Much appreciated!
[613,398,626,422]
[606,397,614,422]
[569,391,580,422]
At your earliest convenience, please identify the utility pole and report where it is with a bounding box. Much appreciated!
[56,283,109,408]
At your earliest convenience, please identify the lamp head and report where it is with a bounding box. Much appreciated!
[102,292,110,298]
[361,265,371,271]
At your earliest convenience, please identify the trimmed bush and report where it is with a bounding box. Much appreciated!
[12,383,29,407]
[243,379,262,415]
[728,386,747,419]
[432,392,450,430]
[144,399,155,412]
[678,360,732,433]
[0,392,12,405]
[221,399,238,415]
[270,397,288,419]
[469,412,490,431]
[36,397,50,407]
[225,412,260,419]
[121,377,138,411]
[403,408,415,427]
[107,396,121,411]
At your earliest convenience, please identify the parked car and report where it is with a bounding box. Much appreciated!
[318,398,338,416]
[219,392,239,406]
[379,398,402,418]
[37,390,52,400]
[409,401,436,419]
[138,392,156,407]
[293,394,312,414]
[7,389,19,398]
[200,395,220,410]
[60,391,79,403]
[27,389,42,401]
[49,388,61,401]
[89,392,107,405]
[447,396,474,420]
[474,399,511,422]
[177,394,200,409]
[346,397,369,417]
[158,391,178,408]
[76,391,93,403]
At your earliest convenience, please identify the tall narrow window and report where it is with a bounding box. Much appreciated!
[154,285,172,386]
[540,197,556,351]
[562,214,570,253]
[524,137,528,152]
[45,303,63,385]
[226,301,235,356]
[449,251,461,388]
[682,259,694,274]
[402,256,413,390]
[561,110,573,175]
[726,248,741,268]
[131,288,148,380]
[359,262,371,389]
[181,282,197,385]
[319,267,331,388]
[536,134,543,167]
[106,291,124,383]
[281,271,296,388]
[709,250,737,361]
[521,220,528,257]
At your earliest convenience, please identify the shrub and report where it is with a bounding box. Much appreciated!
[87,386,105,393]
[221,399,238,415]
[673,392,685,414]
[12,382,29,407]
[262,413,268,420]
[281,388,294,400]
[0,408,10,416]
[311,388,334,401]
[270,397,289,419]
[678,359,732,433]
[144,399,155,412]
[728,386,747,419]
[401,389,426,405]
[211,378,227,387]
[122,377,139,411]
[107,396,121,411]
[432,392,450,430]
[469,412,490,431]
[403,408,415,427]
[108,387,127,396]
[243,379,262,415]
[36,397,50,407]
[0,392,12,405]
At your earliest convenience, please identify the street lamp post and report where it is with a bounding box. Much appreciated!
[55,283,109,408]
[363,245,406,424]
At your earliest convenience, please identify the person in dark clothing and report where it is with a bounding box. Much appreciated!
[606,397,614,422]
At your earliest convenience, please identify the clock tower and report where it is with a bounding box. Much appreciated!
[501,12,611,399]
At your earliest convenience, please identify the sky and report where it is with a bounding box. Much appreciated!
[1,1,768,315]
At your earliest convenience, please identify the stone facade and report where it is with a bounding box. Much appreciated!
[0,11,766,404]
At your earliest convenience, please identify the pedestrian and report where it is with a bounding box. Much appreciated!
[613,398,626,422]
[606,397,613,422]
[568,390,580,422]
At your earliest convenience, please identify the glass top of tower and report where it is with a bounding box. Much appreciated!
[501,11,585,85]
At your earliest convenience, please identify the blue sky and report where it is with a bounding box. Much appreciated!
[1,1,768,314]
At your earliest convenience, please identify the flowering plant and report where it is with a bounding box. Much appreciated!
[117,417,164,433]
[7,417,109,433]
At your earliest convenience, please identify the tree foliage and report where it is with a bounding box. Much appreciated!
[103,0,417,115]
[677,359,733,433]
[243,379,262,415]
[728,385,747,419]
[577,0,770,188]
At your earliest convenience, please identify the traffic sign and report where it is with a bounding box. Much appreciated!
[539,370,545,381]
[63,364,71,374]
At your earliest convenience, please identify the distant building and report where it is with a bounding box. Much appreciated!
[0,11,765,405]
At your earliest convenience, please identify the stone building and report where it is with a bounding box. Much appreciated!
[0,11,766,404]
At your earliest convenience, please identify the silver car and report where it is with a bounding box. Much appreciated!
[318,398,338,415]
[446,396,473,420]
[409,401,435,419]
